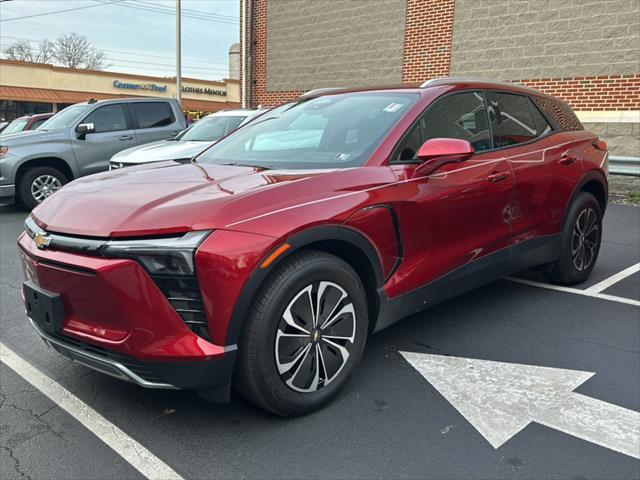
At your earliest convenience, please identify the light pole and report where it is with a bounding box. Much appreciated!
[176,0,182,107]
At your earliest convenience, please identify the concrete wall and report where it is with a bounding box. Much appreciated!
[265,0,406,91]
[583,122,640,158]
[450,0,640,80]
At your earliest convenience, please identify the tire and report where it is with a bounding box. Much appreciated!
[18,166,68,210]
[545,192,602,285]
[234,250,369,417]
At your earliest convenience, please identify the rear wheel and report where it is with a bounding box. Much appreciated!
[234,250,368,416]
[546,192,602,285]
[18,166,68,210]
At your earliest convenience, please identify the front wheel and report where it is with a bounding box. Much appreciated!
[234,250,368,416]
[546,192,602,285]
[18,166,68,210]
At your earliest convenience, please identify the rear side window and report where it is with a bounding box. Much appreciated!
[83,104,128,133]
[132,102,175,129]
[488,92,539,147]
[531,96,583,131]
[30,118,47,130]
[528,100,553,136]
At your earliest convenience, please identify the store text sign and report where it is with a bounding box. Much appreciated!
[113,80,167,93]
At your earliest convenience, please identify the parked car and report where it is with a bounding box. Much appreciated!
[1,113,55,135]
[109,109,264,169]
[19,79,608,416]
[0,121,9,133]
[0,98,185,208]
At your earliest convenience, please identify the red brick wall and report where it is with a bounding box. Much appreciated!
[243,0,639,111]
[402,0,456,83]
[518,75,640,110]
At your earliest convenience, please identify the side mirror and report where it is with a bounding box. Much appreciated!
[75,123,95,139]
[415,138,474,176]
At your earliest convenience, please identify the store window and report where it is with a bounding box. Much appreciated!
[0,100,54,122]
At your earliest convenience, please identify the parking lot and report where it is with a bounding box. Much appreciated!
[1,202,638,480]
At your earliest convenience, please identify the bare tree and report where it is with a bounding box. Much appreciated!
[5,39,55,64]
[3,33,108,70]
[53,33,108,70]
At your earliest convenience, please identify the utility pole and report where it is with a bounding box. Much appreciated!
[176,0,182,107]
[241,0,246,108]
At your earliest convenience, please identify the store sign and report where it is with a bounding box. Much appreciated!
[113,80,167,93]
[182,86,226,97]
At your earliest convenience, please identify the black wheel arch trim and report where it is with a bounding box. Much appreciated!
[224,224,388,346]
[563,170,608,229]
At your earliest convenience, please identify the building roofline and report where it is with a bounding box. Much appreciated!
[0,59,232,88]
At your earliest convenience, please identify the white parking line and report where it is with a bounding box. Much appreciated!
[584,263,640,294]
[0,343,184,480]
[506,277,640,307]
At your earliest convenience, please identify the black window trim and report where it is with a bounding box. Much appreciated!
[130,101,175,130]
[78,102,132,134]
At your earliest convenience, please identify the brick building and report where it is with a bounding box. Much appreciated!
[240,0,639,156]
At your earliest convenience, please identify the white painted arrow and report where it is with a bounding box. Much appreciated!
[400,352,640,459]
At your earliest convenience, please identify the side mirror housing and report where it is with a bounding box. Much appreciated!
[75,123,95,139]
[414,138,474,176]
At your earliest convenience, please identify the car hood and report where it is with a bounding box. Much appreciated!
[0,129,63,144]
[32,162,339,238]
[112,140,211,164]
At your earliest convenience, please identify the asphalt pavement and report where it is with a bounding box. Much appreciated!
[1,203,639,480]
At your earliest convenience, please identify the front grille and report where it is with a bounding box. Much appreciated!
[151,275,211,341]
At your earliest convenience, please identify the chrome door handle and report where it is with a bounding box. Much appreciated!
[118,135,133,141]
[487,171,509,183]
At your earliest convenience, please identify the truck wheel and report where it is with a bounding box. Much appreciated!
[18,166,68,210]
[234,250,368,416]
[545,192,602,285]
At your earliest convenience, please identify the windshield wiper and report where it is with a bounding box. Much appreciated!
[220,162,272,170]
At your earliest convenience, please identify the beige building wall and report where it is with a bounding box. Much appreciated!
[450,0,640,80]
[266,0,407,91]
[0,61,240,105]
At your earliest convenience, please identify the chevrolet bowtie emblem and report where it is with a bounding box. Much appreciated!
[33,232,52,250]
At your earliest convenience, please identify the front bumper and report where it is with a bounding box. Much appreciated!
[29,317,237,390]
[0,183,15,200]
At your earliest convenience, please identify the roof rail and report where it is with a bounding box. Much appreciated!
[299,87,346,99]
[419,77,542,94]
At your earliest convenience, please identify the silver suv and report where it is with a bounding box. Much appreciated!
[0,97,185,209]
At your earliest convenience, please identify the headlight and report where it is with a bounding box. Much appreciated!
[0,146,8,158]
[101,230,211,276]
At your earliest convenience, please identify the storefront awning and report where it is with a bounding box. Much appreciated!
[0,86,240,112]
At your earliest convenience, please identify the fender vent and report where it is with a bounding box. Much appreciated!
[151,276,211,341]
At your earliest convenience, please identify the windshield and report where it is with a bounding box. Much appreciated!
[177,115,246,142]
[2,118,29,134]
[38,104,90,131]
[197,92,418,169]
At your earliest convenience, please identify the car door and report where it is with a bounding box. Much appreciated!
[71,103,136,175]
[486,91,583,249]
[387,90,514,303]
[130,102,182,146]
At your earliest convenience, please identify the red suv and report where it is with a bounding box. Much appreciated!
[19,79,608,416]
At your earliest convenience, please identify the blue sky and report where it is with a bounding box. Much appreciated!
[0,0,239,80]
